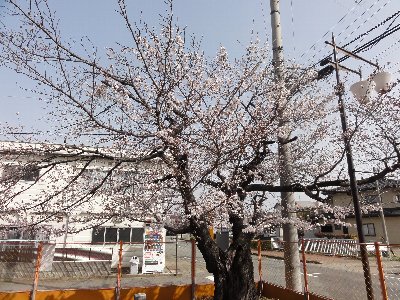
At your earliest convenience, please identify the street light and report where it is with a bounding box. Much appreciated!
[349,71,392,103]
[324,34,393,300]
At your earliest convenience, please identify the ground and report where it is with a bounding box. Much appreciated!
[0,239,399,300]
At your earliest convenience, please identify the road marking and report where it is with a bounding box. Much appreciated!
[301,272,320,278]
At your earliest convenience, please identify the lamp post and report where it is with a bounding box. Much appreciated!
[328,34,375,300]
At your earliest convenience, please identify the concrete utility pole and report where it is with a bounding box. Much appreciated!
[269,0,302,291]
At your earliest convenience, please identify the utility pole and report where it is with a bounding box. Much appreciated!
[270,0,302,291]
[330,34,374,300]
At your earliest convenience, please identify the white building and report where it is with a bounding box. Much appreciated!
[0,141,164,245]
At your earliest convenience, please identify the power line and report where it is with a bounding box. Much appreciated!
[300,0,392,69]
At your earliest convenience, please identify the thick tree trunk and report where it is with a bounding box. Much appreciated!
[214,250,258,300]
[193,220,259,300]
[213,244,259,300]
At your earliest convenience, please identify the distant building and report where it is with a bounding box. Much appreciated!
[0,141,162,244]
[322,179,400,244]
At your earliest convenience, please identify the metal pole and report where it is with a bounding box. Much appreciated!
[175,234,178,276]
[30,242,43,300]
[115,240,123,300]
[191,239,196,300]
[374,168,391,259]
[374,242,388,300]
[270,0,302,291]
[258,239,262,283]
[331,34,374,300]
[301,239,309,300]
[62,214,69,260]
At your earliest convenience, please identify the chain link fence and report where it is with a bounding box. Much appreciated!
[255,239,400,300]
[380,244,400,300]
[0,238,399,299]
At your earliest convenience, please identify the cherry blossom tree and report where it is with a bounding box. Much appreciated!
[1,1,400,299]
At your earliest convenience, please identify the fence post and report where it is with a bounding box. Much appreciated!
[30,241,43,300]
[191,238,196,300]
[374,242,388,300]
[301,239,310,300]
[175,235,178,276]
[115,240,123,300]
[258,239,262,282]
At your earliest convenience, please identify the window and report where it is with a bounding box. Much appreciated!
[364,195,379,204]
[21,166,40,181]
[2,165,39,182]
[320,224,333,233]
[0,226,48,240]
[131,228,144,243]
[343,226,349,234]
[105,228,118,242]
[334,224,342,230]
[118,170,138,195]
[91,227,144,243]
[118,228,131,242]
[81,169,103,185]
[362,223,376,236]
[91,227,105,243]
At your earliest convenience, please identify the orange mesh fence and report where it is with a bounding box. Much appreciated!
[380,243,400,300]
[256,239,400,300]
[0,237,398,300]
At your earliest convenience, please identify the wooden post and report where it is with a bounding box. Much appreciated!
[191,239,196,300]
[30,242,43,300]
[374,242,388,300]
[301,239,310,300]
[115,240,123,300]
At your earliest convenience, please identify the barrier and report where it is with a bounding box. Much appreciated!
[0,239,399,299]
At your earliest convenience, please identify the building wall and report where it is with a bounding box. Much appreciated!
[332,188,400,208]
[0,142,159,243]
[344,216,400,244]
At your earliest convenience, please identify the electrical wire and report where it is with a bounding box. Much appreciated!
[290,0,296,54]
[301,0,393,70]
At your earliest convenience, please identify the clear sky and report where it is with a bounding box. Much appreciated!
[1,0,400,138]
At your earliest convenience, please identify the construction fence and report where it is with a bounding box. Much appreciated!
[0,238,399,300]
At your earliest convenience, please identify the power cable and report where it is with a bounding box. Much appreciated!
[301,0,392,69]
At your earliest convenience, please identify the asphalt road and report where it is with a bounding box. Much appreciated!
[1,240,399,300]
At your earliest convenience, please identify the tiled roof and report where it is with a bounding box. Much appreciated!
[346,207,400,218]
[323,178,400,194]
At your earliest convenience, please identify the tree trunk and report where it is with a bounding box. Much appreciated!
[211,242,259,300]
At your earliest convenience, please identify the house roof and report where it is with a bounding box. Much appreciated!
[323,178,400,195]
[346,207,400,218]
[0,140,146,161]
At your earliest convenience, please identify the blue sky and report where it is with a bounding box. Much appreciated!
[1,0,400,137]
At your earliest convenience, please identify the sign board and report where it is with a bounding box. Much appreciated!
[142,223,165,273]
